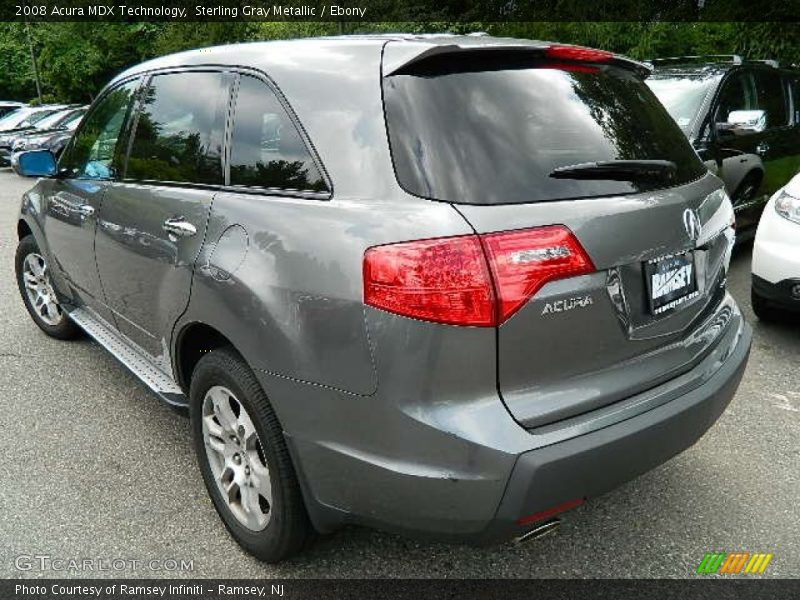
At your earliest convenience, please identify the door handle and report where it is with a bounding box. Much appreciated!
[162,217,197,240]
[756,141,769,156]
[76,204,95,217]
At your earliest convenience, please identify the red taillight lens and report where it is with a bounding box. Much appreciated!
[363,235,495,326]
[363,226,594,326]
[481,226,595,323]
[544,44,614,63]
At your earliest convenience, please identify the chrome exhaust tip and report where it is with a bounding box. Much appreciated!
[514,519,561,544]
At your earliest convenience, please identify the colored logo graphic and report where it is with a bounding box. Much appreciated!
[697,552,773,575]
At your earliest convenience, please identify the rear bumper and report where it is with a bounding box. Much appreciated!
[276,299,751,542]
[483,318,751,541]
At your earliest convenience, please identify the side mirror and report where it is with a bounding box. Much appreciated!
[12,149,57,178]
[726,109,767,133]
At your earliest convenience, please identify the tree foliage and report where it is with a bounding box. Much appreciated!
[1,21,799,103]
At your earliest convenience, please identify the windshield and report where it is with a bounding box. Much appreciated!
[383,55,707,205]
[0,108,33,130]
[646,75,719,133]
[62,111,85,130]
[35,110,74,130]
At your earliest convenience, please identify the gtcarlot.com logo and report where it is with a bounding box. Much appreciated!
[697,552,773,575]
[14,554,194,572]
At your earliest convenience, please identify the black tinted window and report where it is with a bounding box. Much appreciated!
[384,55,706,205]
[754,71,788,127]
[229,76,328,193]
[127,71,229,184]
[61,80,138,179]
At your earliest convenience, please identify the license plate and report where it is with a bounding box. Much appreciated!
[644,252,698,315]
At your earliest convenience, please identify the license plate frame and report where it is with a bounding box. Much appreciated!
[644,251,699,315]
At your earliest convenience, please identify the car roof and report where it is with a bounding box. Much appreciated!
[110,34,646,85]
[104,35,649,202]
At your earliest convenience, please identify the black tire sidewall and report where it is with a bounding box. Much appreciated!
[189,349,308,561]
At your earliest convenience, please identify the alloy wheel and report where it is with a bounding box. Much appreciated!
[22,253,63,326]
[202,385,273,531]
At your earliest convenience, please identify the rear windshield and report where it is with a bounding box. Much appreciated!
[383,54,707,205]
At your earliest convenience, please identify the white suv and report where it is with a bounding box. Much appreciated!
[752,173,800,319]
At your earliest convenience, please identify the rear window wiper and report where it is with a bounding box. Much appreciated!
[549,160,677,182]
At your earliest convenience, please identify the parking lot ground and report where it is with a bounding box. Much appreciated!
[0,168,797,578]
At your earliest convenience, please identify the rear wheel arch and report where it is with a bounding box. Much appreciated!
[174,322,242,392]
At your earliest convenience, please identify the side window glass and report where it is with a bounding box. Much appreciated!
[126,71,229,185]
[229,75,328,193]
[715,72,763,133]
[754,71,788,128]
[60,79,138,179]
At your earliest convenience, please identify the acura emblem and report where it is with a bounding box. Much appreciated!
[683,208,702,242]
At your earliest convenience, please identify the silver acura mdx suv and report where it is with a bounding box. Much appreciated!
[13,35,752,562]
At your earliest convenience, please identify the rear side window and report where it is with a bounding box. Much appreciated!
[126,71,229,185]
[383,54,707,205]
[229,75,328,193]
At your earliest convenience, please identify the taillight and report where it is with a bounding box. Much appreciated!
[544,45,614,63]
[481,226,595,323]
[363,235,495,327]
[364,225,594,326]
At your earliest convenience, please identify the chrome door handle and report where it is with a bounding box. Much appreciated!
[756,141,769,156]
[76,204,95,217]
[162,217,197,239]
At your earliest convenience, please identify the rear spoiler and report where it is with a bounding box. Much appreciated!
[383,43,653,78]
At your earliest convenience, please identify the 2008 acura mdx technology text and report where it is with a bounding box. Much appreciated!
[13,35,752,562]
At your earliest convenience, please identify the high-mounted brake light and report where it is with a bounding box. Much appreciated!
[363,225,595,327]
[544,45,614,63]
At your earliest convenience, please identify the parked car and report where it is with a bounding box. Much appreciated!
[11,107,86,157]
[646,56,800,239]
[751,172,800,318]
[12,36,751,562]
[0,104,66,132]
[0,101,26,118]
[1,107,86,166]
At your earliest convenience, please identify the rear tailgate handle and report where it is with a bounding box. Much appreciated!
[163,217,197,240]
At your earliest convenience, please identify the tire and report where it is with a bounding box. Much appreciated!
[189,348,314,562]
[751,287,781,322]
[732,173,761,208]
[15,234,80,340]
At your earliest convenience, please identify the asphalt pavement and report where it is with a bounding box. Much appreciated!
[0,169,797,578]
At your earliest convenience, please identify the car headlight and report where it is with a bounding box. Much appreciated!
[775,189,800,224]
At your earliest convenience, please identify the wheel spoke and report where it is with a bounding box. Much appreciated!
[205,433,226,457]
[249,458,272,505]
[240,484,260,515]
[210,388,238,432]
[23,272,38,290]
[44,301,60,322]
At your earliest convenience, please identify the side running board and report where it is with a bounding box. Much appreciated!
[68,307,187,408]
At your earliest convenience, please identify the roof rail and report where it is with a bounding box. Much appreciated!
[648,55,743,66]
[747,59,780,68]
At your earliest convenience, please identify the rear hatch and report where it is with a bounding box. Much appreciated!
[382,44,734,429]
